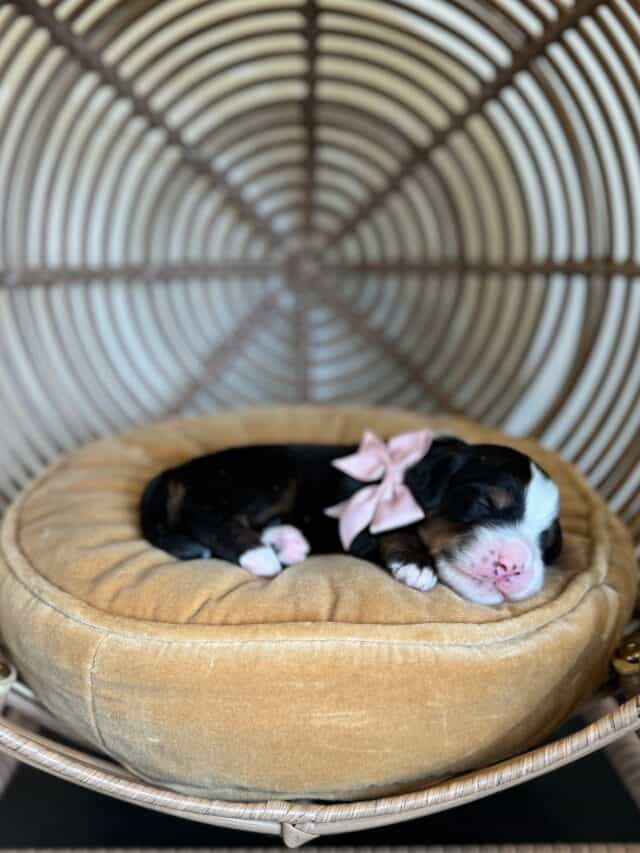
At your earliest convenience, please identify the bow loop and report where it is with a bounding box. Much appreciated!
[325,428,433,549]
[330,430,389,481]
[387,430,433,471]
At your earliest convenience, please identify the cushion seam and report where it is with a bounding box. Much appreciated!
[88,633,109,752]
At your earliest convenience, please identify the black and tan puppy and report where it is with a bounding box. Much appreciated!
[140,435,562,605]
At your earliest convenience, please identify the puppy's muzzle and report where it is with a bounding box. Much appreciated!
[437,531,543,605]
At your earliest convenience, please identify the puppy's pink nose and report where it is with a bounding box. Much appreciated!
[464,537,534,600]
[495,539,531,576]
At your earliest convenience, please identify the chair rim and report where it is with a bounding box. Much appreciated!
[0,683,638,847]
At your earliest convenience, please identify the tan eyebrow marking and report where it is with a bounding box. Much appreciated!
[487,486,514,511]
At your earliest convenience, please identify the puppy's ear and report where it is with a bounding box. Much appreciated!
[404,436,469,514]
[539,518,562,565]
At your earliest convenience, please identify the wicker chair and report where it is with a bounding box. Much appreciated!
[0,0,639,846]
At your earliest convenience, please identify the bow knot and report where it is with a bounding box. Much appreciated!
[325,429,433,549]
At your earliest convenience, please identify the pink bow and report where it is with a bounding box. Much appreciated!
[325,429,433,549]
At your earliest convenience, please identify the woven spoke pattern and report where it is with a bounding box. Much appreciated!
[0,2,639,544]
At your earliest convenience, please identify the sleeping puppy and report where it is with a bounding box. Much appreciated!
[140,436,562,605]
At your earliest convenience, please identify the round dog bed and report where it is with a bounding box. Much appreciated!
[0,406,636,802]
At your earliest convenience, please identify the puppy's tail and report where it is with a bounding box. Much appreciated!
[140,472,211,560]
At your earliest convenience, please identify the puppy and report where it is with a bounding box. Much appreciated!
[140,436,562,604]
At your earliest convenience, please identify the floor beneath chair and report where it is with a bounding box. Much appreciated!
[0,740,637,848]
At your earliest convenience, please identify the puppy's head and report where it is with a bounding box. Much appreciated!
[405,437,562,604]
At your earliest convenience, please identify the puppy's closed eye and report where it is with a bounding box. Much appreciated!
[445,483,515,524]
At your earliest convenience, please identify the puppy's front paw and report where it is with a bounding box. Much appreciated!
[390,561,438,592]
[239,546,282,577]
[261,525,310,565]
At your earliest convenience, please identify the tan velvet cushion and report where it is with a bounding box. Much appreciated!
[0,406,636,802]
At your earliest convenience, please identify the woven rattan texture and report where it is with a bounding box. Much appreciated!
[0,1,638,562]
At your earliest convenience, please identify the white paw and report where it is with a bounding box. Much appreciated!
[261,525,310,566]
[239,546,282,578]
[390,561,438,592]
